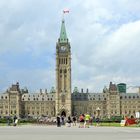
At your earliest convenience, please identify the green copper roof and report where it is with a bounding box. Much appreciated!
[59,19,68,43]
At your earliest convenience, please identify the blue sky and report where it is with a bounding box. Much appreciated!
[0,0,140,93]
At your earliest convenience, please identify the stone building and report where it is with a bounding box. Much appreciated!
[0,20,140,118]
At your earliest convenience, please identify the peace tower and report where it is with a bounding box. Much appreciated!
[55,19,72,116]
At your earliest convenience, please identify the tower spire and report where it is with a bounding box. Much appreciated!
[59,19,68,43]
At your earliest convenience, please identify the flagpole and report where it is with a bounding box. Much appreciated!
[62,11,64,21]
[62,9,69,21]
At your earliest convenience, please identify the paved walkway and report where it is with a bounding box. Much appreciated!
[0,125,140,140]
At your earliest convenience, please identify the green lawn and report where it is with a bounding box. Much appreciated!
[91,122,140,127]
[0,122,139,127]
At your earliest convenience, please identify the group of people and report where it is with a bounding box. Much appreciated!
[56,112,99,128]
[7,115,18,126]
[56,114,77,127]
[79,113,100,128]
[79,113,91,128]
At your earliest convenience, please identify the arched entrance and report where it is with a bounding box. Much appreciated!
[61,111,66,117]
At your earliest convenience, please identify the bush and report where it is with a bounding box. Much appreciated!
[0,117,13,123]
[97,116,123,123]
[19,118,37,123]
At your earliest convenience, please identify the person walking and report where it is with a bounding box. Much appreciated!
[7,116,11,126]
[67,116,72,127]
[95,117,100,126]
[13,115,18,126]
[61,115,65,125]
[56,114,61,127]
[84,112,90,128]
[79,114,85,128]
[72,116,77,126]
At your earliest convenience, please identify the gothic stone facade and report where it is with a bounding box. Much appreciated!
[0,20,140,118]
[0,82,140,118]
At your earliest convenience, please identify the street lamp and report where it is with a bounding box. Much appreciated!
[96,107,101,118]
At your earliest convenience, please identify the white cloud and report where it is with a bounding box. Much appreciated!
[0,0,140,93]
[72,19,140,92]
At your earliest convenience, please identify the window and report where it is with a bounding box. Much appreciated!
[59,58,60,64]
[62,95,65,103]
[60,69,62,73]
[64,69,67,73]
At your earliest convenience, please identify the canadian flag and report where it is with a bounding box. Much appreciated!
[63,9,69,13]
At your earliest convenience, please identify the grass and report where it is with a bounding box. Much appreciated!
[0,122,140,127]
[91,122,140,127]
[92,122,120,127]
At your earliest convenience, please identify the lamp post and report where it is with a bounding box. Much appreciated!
[96,107,101,126]
[96,107,101,118]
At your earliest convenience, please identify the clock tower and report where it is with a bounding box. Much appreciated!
[55,19,72,116]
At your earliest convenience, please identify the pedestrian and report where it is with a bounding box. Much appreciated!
[79,114,85,128]
[13,115,18,126]
[84,112,90,128]
[7,116,11,126]
[56,114,61,127]
[67,116,72,127]
[72,116,77,126]
[61,115,65,125]
[96,117,100,126]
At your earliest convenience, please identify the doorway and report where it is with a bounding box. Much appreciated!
[61,111,66,117]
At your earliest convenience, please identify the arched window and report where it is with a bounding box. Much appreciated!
[64,69,67,73]
[62,58,63,64]
[64,58,65,64]
[59,58,60,64]
[60,69,62,73]
[62,95,65,103]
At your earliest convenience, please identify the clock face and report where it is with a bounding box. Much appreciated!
[60,46,66,51]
